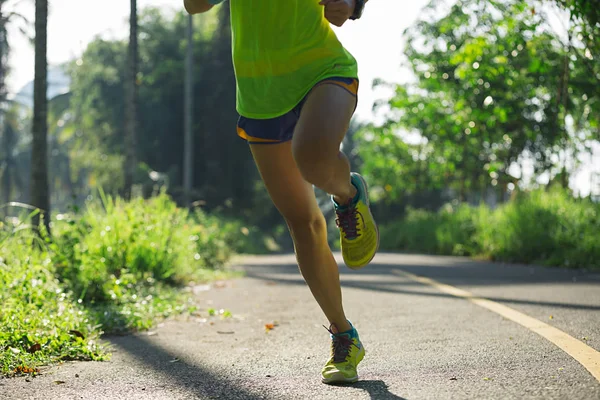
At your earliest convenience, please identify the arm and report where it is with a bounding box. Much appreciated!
[320,0,368,27]
[183,0,214,15]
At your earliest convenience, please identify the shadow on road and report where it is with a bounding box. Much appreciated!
[342,380,408,399]
[106,334,264,399]
[242,260,600,312]
[240,256,600,285]
[106,334,408,399]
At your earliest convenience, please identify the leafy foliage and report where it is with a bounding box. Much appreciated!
[60,6,257,211]
[1,231,105,376]
[554,0,600,26]
[380,187,600,269]
[358,0,598,208]
[0,193,240,375]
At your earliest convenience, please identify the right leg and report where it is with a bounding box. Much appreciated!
[249,141,352,333]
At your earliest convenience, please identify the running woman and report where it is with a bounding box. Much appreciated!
[184,0,379,384]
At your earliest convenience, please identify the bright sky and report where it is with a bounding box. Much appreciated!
[6,0,425,121]
[5,0,598,196]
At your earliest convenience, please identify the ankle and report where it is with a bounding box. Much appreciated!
[333,183,358,206]
[330,320,352,333]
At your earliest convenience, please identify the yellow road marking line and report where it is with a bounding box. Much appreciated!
[392,269,600,382]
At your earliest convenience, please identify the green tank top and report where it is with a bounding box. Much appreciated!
[229,0,358,119]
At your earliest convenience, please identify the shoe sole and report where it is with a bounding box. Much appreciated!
[344,173,380,270]
[322,374,360,384]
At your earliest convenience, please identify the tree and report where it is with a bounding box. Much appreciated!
[0,0,30,116]
[550,0,599,140]
[0,1,9,113]
[553,0,599,25]
[0,0,30,208]
[183,13,194,207]
[30,0,49,232]
[62,7,258,212]
[124,0,138,199]
[0,105,30,207]
[358,0,595,209]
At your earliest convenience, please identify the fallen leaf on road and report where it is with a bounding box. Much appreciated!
[75,374,79,378]
[265,323,275,332]
[483,377,491,381]
[54,381,66,385]
[549,315,554,320]
[449,377,457,381]
[14,366,38,374]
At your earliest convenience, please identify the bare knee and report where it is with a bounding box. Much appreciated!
[285,212,328,239]
[292,138,336,185]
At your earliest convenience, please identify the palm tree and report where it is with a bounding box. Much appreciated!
[30,0,49,233]
[183,13,194,207]
[0,1,9,111]
[0,105,23,206]
[0,0,10,212]
[0,0,30,211]
[124,0,138,199]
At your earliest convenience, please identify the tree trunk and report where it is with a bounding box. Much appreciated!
[0,1,7,106]
[124,0,138,199]
[1,128,9,209]
[1,120,16,207]
[31,0,49,234]
[559,50,570,190]
[0,2,7,212]
[183,14,194,207]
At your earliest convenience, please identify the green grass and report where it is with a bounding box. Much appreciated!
[0,191,242,376]
[380,187,600,269]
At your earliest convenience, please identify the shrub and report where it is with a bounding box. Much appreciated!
[379,188,600,269]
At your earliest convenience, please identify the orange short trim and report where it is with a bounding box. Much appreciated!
[236,126,281,143]
[236,77,359,145]
[313,78,359,96]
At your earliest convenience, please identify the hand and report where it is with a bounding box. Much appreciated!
[319,0,355,27]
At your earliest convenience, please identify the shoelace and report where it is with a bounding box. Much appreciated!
[335,204,361,240]
[324,326,356,363]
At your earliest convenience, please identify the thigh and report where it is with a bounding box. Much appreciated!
[249,141,323,224]
[292,81,358,157]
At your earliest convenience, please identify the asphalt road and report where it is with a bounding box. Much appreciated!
[2,253,600,400]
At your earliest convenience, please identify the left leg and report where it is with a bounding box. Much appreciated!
[292,80,380,269]
[291,82,357,205]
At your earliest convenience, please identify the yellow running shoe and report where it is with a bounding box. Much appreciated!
[321,323,365,384]
[333,172,379,269]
